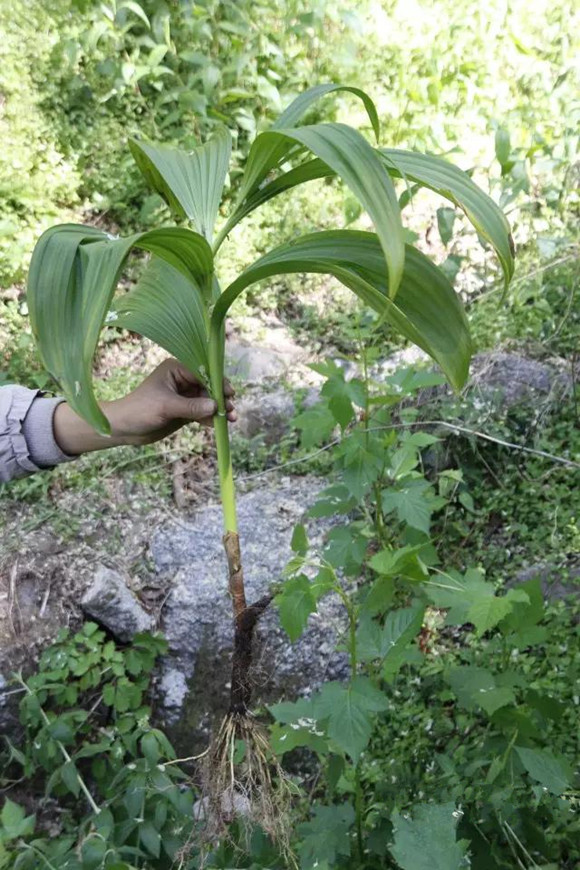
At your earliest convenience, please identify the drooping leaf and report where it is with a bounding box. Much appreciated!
[273,83,380,139]
[214,230,472,390]
[113,258,210,383]
[390,802,469,870]
[233,124,404,297]
[381,148,515,289]
[129,126,232,242]
[225,146,514,292]
[27,225,213,434]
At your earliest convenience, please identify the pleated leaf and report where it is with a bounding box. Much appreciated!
[225,148,514,291]
[233,124,404,298]
[129,126,232,243]
[381,148,515,289]
[214,230,472,389]
[27,224,213,434]
[112,257,210,382]
[273,83,380,139]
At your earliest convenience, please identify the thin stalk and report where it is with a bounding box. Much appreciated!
[16,676,100,816]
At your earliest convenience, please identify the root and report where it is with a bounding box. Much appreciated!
[182,711,296,867]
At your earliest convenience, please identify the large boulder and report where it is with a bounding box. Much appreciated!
[150,476,348,752]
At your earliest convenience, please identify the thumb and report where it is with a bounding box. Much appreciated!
[164,395,218,423]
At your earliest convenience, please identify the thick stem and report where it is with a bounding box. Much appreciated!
[209,321,271,714]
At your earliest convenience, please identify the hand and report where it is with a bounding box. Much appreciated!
[53,359,236,456]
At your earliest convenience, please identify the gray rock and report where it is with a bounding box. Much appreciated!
[81,565,155,642]
[226,341,302,385]
[512,562,580,601]
[0,673,20,736]
[468,352,566,406]
[234,386,319,445]
[150,476,348,751]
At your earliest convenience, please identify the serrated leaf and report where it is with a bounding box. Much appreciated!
[275,574,317,641]
[291,523,308,556]
[313,677,389,762]
[357,606,424,663]
[382,480,433,533]
[515,747,572,795]
[390,802,469,870]
[1,800,35,840]
[447,665,514,715]
[298,803,355,869]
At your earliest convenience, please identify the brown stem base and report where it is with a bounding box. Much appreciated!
[223,531,272,714]
[229,593,273,714]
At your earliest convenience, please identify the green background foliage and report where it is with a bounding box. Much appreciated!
[0,0,579,867]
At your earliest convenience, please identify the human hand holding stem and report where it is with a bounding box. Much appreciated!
[53,358,236,456]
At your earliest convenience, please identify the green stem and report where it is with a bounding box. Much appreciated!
[208,320,237,535]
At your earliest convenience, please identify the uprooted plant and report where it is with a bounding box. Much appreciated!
[27,82,514,842]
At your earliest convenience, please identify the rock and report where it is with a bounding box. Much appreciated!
[467,352,567,406]
[150,476,348,752]
[226,338,304,385]
[81,565,155,642]
[512,561,580,601]
[234,387,319,445]
[0,673,19,736]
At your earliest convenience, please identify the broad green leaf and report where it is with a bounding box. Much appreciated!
[290,523,309,555]
[273,83,380,139]
[215,230,472,390]
[313,676,389,762]
[495,127,511,167]
[113,258,210,383]
[437,206,456,245]
[234,125,404,297]
[298,804,355,869]
[129,127,232,242]
[390,802,469,870]
[515,746,572,795]
[275,574,317,641]
[357,606,425,663]
[270,721,327,756]
[60,760,81,797]
[139,821,161,858]
[447,666,515,716]
[28,225,213,434]
[323,524,368,576]
[1,799,35,840]
[382,479,434,533]
[227,147,514,292]
[381,148,514,289]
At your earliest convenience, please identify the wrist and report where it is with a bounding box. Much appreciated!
[53,402,127,455]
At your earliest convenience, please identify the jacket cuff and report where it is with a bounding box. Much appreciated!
[22,395,78,469]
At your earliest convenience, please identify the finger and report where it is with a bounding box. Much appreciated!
[164,395,217,423]
[223,378,235,397]
[225,399,235,413]
[227,410,237,423]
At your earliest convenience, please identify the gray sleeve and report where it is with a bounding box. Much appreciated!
[0,386,77,483]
